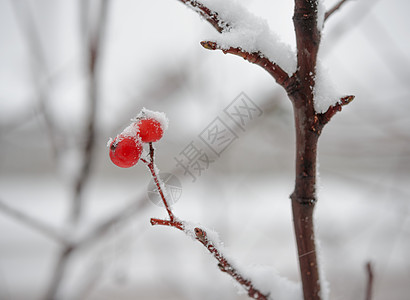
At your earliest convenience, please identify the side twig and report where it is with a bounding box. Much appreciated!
[325,0,352,22]
[141,143,175,221]
[317,95,355,126]
[200,41,290,86]
[365,262,374,300]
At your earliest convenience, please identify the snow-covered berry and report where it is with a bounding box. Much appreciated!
[136,118,164,143]
[109,136,143,168]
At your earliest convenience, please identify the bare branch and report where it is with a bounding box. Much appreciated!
[324,0,352,22]
[0,199,70,246]
[365,262,374,300]
[177,0,227,33]
[201,41,290,87]
[43,246,74,300]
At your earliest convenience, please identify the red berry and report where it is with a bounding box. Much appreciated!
[136,119,164,143]
[109,136,143,168]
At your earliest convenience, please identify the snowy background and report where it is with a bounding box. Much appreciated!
[0,0,409,299]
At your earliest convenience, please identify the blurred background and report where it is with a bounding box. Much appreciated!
[0,0,409,299]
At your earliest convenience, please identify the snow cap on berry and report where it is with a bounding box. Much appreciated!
[135,108,169,131]
[106,123,141,148]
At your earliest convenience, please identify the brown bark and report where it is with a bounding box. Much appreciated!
[289,1,322,299]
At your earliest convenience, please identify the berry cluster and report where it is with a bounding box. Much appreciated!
[108,109,166,168]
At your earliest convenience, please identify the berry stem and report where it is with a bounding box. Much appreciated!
[144,142,175,221]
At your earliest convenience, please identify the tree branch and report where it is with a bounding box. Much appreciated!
[200,41,290,87]
[291,1,322,299]
[177,0,227,33]
[0,199,70,246]
[324,0,352,22]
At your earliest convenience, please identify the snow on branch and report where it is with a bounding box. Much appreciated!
[151,218,269,300]
[178,0,227,33]
[179,0,296,76]
[317,95,354,126]
[201,41,289,86]
[313,61,354,114]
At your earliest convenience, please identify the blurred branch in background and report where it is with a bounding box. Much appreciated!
[0,198,69,246]
[324,0,352,22]
[45,0,111,299]
[72,0,110,225]
[10,0,61,161]
[365,262,374,300]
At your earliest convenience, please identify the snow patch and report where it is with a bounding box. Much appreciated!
[317,0,325,31]
[313,61,344,113]
[183,221,223,246]
[135,107,169,131]
[235,265,303,300]
[201,0,297,75]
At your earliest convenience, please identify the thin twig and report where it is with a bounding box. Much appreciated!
[151,220,268,300]
[194,227,268,300]
[317,95,355,126]
[325,0,351,22]
[177,0,227,33]
[365,262,374,300]
[143,143,175,221]
[0,199,70,246]
[200,41,290,87]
